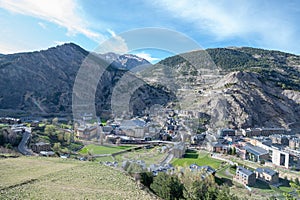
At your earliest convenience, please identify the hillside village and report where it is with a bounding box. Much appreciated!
[1,40,300,200]
[2,0,300,199]
[1,106,300,199]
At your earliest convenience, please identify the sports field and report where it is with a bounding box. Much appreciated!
[171,150,222,169]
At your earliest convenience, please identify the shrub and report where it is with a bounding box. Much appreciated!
[150,173,184,200]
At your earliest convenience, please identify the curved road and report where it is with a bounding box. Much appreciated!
[18,128,33,155]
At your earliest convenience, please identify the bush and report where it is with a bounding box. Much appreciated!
[150,173,184,200]
[126,163,143,175]
[295,178,300,186]
[5,143,13,149]
[53,142,61,152]
[140,172,153,188]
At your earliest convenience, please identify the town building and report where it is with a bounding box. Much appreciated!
[189,164,216,179]
[212,142,229,154]
[148,163,174,176]
[75,125,98,139]
[31,142,51,153]
[120,119,146,138]
[191,134,206,145]
[273,148,300,170]
[218,128,235,137]
[234,166,256,186]
[271,147,290,168]
[244,144,269,162]
[251,138,300,169]
[102,125,113,134]
[269,135,289,146]
[235,144,247,159]
[255,168,279,185]
[242,128,287,137]
[0,117,21,124]
[289,137,300,150]
[172,143,186,158]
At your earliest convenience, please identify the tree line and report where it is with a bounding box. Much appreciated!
[123,162,239,200]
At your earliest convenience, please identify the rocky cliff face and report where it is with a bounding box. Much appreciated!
[200,71,300,130]
[145,47,300,132]
[0,43,171,118]
[0,43,87,116]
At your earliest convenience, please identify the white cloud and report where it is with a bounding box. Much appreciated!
[95,29,129,54]
[0,44,20,54]
[152,0,250,38]
[0,0,105,42]
[107,29,116,37]
[134,52,160,63]
[0,42,32,54]
[152,0,298,53]
[38,22,47,29]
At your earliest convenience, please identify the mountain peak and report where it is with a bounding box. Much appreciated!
[99,52,151,70]
[47,42,86,52]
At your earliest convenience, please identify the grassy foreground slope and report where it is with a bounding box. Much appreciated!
[0,157,156,200]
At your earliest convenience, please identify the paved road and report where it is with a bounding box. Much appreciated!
[212,154,234,165]
[160,152,174,165]
[18,128,33,155]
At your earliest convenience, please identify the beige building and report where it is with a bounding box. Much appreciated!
[120,119,146,138]
[75,126,98,139]
[242,128,286,137]
[289,138,300,150]
[255,168,279,185]
[271,148,290,168]
[123,127,145,138]
[234,166,256,186]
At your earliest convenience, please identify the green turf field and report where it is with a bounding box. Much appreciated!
[171,150,222,169]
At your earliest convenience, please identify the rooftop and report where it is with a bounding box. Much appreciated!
[270,134,288,139]
[219,128,235,132]
[244,144,268,156]
[197,165,215,173]
[120,119,146,129]
[190,164,216,179]
[237,166,254,176]
[255,168,278,176]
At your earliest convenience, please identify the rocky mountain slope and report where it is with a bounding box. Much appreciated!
[0,43,171,118]
[0,44,299,132]
[142,47,300,132]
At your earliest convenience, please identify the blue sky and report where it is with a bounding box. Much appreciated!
[0,0,300,62]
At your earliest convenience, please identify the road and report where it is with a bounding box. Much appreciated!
[212,153,234,165]
[18,128,33,155]
[160,152,174,165]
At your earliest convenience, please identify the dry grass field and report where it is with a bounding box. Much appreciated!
[114,146,168,166]
[0,156,157,200]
